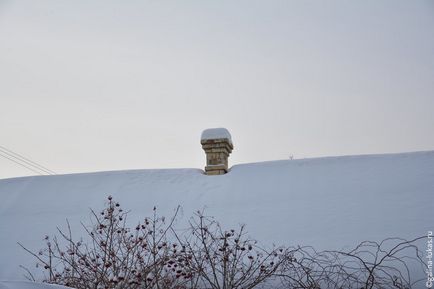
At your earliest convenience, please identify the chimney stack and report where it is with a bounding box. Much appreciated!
[201,128,233,175]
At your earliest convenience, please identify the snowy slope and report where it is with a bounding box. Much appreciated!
[0,281,71,289]
[0,151,433,280]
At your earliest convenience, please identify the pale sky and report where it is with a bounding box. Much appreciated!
[1,0,433,179]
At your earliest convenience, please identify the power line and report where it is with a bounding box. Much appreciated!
[0,151,46,175]
[0,145,56,175]
[0,147,54,175]
[0,145,56,174]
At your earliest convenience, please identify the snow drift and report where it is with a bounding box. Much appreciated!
[0,281,70,289]
[0,151,433,280]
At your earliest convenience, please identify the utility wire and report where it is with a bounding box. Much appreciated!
[0,145,56,174]
[0,147,54,175]
[0,145,56,175]
[0,147,53,175]
[0,151,46,175]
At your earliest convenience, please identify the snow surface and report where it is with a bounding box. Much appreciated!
[200,128,232,142]
[0,151,433,280]
[0,281,70,289]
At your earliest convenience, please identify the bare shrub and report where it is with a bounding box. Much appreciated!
[172,211,285,289]
[19,196,188,289]
[19,197,427,289]
[278,237,427,289]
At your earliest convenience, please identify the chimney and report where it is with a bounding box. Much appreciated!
[201,128,233,175]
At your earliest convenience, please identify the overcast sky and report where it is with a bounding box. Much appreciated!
[0,0,433,179]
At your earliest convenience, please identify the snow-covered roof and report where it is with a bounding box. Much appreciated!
[201,128,232,142]
[0,151,433,280]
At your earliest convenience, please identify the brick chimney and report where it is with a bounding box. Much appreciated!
[201,128,233,175]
